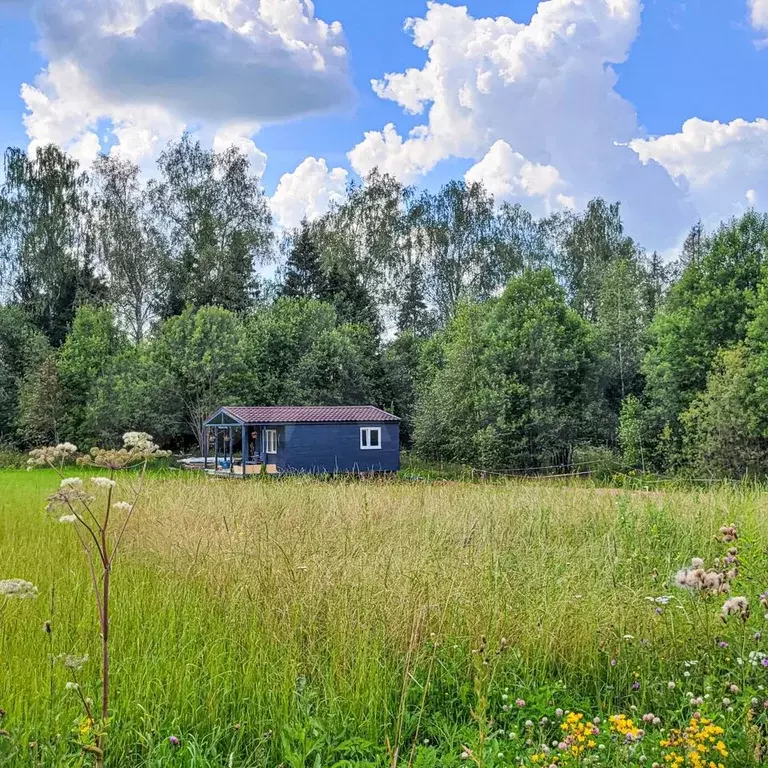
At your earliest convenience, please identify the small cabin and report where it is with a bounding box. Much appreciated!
[202,405,401,475]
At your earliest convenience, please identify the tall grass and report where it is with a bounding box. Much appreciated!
[1,470,767,766]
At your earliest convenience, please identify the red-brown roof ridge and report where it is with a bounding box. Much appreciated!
[217,405,400,424]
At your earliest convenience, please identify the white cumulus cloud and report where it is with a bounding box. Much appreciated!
[270,156,348,229]
[348,0,692,249]
[749,0,768,30]
[465,140,574,215]
[21,0,352,167]
[629,117,768,225]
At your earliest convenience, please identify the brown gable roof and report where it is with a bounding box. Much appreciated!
[215,405,400,424]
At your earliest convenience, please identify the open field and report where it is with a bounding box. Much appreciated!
[2,470,768,766]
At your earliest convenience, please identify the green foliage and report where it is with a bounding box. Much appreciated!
[642,212,768,461]
[415,270,595,469]
[150,133,273,316]
[0,306,50,442]
[17,354,64,447]
[57,305,125,445]
[680,345,767,478]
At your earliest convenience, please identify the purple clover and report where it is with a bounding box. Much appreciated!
[632,681,641,690]
[761,658,768,668]
[169,736,180,748]
[718,641,729,649]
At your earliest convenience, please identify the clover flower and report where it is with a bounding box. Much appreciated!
[0,579,38,599]
[721,596,750,623]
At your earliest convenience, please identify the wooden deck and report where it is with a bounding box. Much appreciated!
[204,464,279,477]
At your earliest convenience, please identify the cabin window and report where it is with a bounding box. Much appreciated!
[266,429,278,454]
[360,427,381,450]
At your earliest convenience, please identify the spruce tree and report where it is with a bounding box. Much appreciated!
[283,221,325,299]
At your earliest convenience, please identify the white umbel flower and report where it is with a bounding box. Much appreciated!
[91,477,117,489]
[112,501,133,513]
[58,515,77,524]
[60,477,83,489]
[0,579,38,599]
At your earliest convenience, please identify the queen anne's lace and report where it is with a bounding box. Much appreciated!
[0,579,38,599]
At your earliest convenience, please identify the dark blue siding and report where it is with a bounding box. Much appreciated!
[276,422,400,473]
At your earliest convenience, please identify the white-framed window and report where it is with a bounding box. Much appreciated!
[265,429,278,454]
[360,427,381,450]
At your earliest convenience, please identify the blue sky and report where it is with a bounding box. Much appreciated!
[1,0,767,249]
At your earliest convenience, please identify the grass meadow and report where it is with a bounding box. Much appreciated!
[3,469,768,766]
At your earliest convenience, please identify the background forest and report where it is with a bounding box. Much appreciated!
[1,137,766,478]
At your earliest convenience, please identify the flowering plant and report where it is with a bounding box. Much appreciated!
[29,433,169,767]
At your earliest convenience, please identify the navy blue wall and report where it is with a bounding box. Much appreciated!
[276,422,400,473]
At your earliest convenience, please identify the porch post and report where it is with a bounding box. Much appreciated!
[203,425,208,469]
[213,427,219,470]
[229,427,234,474]
[241,424,247,480]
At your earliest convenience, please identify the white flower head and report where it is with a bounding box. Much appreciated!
[112,501,133,513]
[58,515,77,524]
[123,432,160,453]
[0,579,38,599]
[60,653,88,671]
[91,477,117,489]
[65,681,79,691]
[60,477,83,489]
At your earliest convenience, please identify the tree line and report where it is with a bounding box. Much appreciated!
[1,136,766,477]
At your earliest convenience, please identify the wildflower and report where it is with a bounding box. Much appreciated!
[730,684,740,694]
[65,682,79,691]
[668,681,676,689]
[721,596,750,623]
[718,641,729,649]
[46,480,92,512]
[0,579,38,599]
[516,698,526,708]
[718,524,738,543]
[27,443,77,467]
[59,653,88,671]
[58,515,77,524]
[169,735,180,747]
[112,501,133,513]
[91,477,117,489]
[555,708,564,717]
[632,681,641,690]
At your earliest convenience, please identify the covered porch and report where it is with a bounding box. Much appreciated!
[202,410,277,477]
